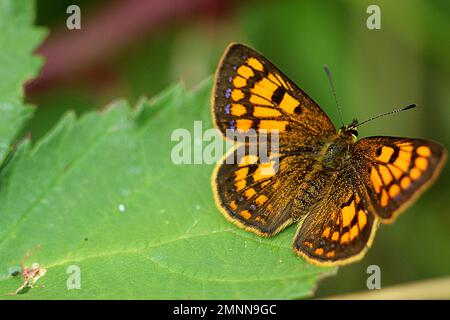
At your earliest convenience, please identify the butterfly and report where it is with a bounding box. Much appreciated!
[211,43,447,266]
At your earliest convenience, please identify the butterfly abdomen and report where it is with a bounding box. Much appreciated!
[292,167,337,220]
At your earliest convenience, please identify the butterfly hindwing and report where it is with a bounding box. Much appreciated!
[212,43,335,148]
[213,144,324,236]
[293,168,378,265]
[354,137,447,222]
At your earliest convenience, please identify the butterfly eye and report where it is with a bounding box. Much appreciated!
[349,129,358,137]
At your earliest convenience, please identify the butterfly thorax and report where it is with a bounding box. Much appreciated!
[321,124,358,170]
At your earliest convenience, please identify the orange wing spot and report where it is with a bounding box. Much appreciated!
[415,157,428,171]
[381,189,389,207]
[249,94,272,106]
[255,195,268,205]
[240,210,251,220]
[253,106,281,117]
[274,73,290,89]
[261,160,277,175]
[379,165,393,185]
[326,251,335,258]
[237,65,254,78]
[303,241,313,248]
[389,184,400,198]
[230,201,237,211]
[267,73,281,86]
[331,231,339,241]
[231,89,244,101]
[400,176,411,190]
[235,180,246,191]
[377,146,395,163]
[247,57,264,71]
[239,154,258,165]
[314,248,324,256]
[245,188,256,200]
[322,227,331,238]
[259,120,288,131]
[233,76,247,88]
[279,92,299,114]
[254,216,267,225]
[340,232,350,244]
[395,150,411,172]
[371,167,383,193]
[261,180,271,188]
[252,77,278,99]
[342,201,356,227]
[236,119,253,131]
[399,144,414,152]
[417,146,431,157]
[350,225,359,240]
[253,162,277,181]
[410,167,421,181]
[234,167,249,181]
[358,210,367,229]
[388,164,403,179]
[272,180,281,189]
[231,104,246,116]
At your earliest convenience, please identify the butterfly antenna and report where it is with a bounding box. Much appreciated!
[356,104,417,128]
[323,65,344,126]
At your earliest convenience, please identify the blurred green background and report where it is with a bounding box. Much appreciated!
[27,0,450,297]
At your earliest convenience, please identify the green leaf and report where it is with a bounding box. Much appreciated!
[0,0,45,163]
[0,79,335,299]
[0,0,334,299]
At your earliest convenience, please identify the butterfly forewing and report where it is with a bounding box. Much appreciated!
[212,43,335,149]
[354,137,447,222]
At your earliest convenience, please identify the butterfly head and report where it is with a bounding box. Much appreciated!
[339,118,358,141]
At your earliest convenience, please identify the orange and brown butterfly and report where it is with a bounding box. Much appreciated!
[211,43,447,266]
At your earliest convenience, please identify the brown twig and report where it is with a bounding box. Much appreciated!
[324,276,450,300]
